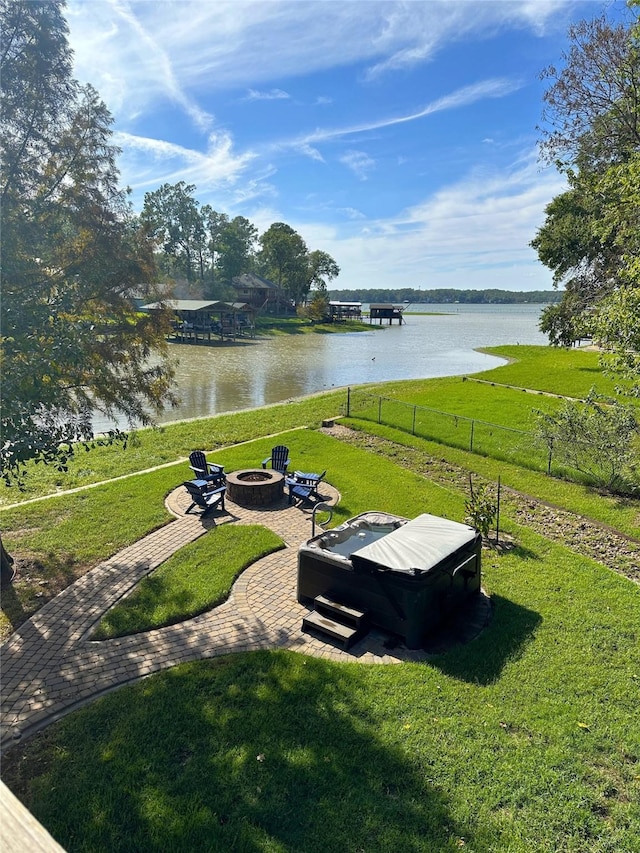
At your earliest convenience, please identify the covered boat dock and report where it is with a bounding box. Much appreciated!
[327,301,362,322]
[368,303,405,325]
[142,299,256,343]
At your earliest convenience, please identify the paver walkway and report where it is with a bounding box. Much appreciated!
[1,484,490,752]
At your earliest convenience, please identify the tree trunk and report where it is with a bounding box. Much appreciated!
[1,533,16,586]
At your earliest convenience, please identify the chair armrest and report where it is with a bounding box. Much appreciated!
[262,456,271,469]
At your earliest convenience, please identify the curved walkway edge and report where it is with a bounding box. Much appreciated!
[1,483,491,753]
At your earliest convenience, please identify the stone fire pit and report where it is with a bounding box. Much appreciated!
[226,468,284,507]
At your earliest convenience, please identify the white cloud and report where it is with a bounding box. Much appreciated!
[114,130,257,194]
[244,88,291,101]
[281,77,523,154]
[340,150,376,180]
[288,153,566,292]
[67,0,568,121]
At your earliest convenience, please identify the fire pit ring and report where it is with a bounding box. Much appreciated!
[226,468,284,507]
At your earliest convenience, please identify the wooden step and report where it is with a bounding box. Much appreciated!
[302,611,365,650]
[314,595,368,628]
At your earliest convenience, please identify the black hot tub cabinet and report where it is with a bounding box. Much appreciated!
[297,511,481,649]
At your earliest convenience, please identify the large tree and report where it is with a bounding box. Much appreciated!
[533,5,640,389]
[258,222,309,304]
[258,224,339,306]
[1,0,176,580]
[140,182,204,282]
[216,215,258,288]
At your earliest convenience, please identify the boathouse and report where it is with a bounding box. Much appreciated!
[141,299,256,343]
[327,301,362,322]
[369,303,405,325]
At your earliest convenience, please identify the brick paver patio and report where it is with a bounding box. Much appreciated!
[1,482,490,752]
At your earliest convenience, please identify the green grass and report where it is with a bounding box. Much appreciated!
[0,389,347,506]
[1,346,635,507]
[0,430,465,640]
[2,426,638,641]
[255,316,372,335]
[339,420,640,540]
[92,525,284,639]
[3,527,639,852]
[3,344,640,850]
[478,345,633,399]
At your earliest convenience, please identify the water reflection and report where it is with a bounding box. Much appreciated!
[94,304,548,431]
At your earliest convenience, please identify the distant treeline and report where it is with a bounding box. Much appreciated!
[328,289,561,304]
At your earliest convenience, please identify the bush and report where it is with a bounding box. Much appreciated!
[534,389,640,493]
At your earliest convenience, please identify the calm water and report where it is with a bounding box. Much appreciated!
[94,303,548,431]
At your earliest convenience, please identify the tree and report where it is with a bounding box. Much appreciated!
[217,216,258,287]
[258,224,340,307]
[533,391,639,494]
[308,250,340,292]
[533,5,640,383]
[1,0,176,581]
[538,13,640,170]
[200,206,228,287]
[140,182,204,282]
[258,222,308,304]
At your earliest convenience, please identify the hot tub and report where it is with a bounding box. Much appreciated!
[297,511,481,649]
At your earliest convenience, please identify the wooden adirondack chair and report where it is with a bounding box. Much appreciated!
[261,445,290,474]
[189,450,225,483]
[183,480,226,515]
[286,470,327,505]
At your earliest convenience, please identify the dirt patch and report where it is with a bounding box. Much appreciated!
[320,424,640,584]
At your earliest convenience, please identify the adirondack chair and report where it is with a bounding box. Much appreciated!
[189,450,225,483]
[261,445,290,475]
[183,479,226,515]
[286,470,327,505]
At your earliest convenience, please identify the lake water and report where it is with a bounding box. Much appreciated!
[94,303,549,431]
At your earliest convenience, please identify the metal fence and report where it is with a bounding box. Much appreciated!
[344,387,556,475]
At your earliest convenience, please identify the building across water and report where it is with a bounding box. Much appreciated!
[368,303,405,324]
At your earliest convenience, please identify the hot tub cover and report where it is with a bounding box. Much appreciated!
[349,513,478,576]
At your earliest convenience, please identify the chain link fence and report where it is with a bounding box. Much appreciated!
[345,387,555,475]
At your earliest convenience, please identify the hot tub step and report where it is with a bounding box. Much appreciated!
[314,595,368,629]
[302,611,366,650]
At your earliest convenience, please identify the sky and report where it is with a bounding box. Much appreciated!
[65,0,627,293]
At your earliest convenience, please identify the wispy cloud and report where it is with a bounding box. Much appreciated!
[68,0,214,130]
[284,77,522,156]
[244,88,291,101]
[114,130,256,192]
[340,150,376,180]
[289,154,566,291]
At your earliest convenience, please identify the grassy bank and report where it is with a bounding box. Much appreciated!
[2,344,640,851]
[4,526,639,852]
[2,346,631,507]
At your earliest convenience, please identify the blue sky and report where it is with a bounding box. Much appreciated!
[65,0,626,293]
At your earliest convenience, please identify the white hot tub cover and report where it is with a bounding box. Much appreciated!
[350,513,478,576]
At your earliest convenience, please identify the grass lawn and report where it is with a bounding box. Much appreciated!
[2,346,640,851]
[92,524,285,639]
[3,527,639,852]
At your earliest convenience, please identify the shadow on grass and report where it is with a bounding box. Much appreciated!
[2,651,499,853]
[91,573,203,639]
[430,594,542,686]
[1,551,82,635]
[0,580,25,630]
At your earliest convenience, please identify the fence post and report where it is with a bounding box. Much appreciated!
[378,396,382,424]
[346,387,350,417]
[412,405,416,435]
[470,420,475,452]
[547,445,552,475]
